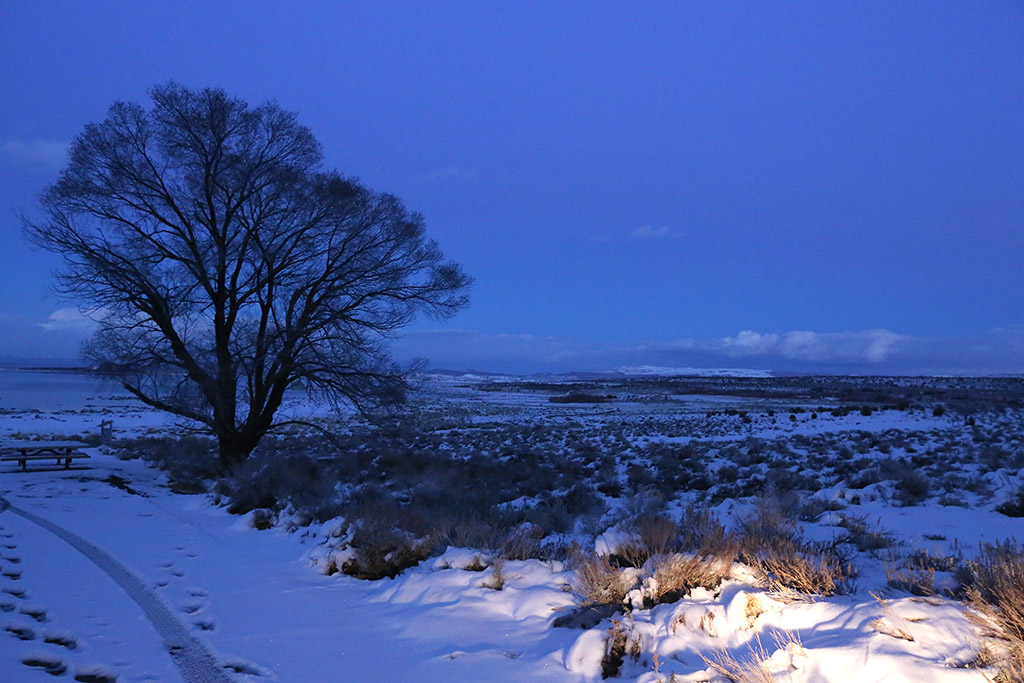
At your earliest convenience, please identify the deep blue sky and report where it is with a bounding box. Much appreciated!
[1,2,1022,374]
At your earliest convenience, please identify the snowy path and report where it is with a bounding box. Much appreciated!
[0,453,582,682]
[0,447,997,682]
[0,495,234,683]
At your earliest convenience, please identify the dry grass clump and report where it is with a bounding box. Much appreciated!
[736,493,803,551]
[600,617,656,679]
[753,548,853,599]
[869,592,916,642]
[616,514,681,568]
[744,594,767,627]
[701,630,803,683]
[481,558,506,591]
[885,565,936,597]
[652,553,733,604]
[564,506,739,614]
[341,511,435,580]
[885,547,963,597]
[569,544,633,607]
[602,619,630,678]
[680,504,738,559]
[836,514,897,553]
[964,540,1024,680]
[614,516,679,569]
[738,495,854,598]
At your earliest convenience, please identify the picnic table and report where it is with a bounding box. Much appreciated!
[0,441,90,471]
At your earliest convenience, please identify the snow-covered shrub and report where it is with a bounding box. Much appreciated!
[980,446,1020,472]
[798,497,845,522]
[996,486,1024,517]
[836,514,897,553]
[119,435,219,493]
[341,507,434,580]
[736,493,803,552]
[218,451,341,523]
[615,514,680,568]
[849,467,882,489]
[894,468,930,506]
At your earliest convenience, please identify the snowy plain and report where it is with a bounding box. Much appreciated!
[0,369,1020,682]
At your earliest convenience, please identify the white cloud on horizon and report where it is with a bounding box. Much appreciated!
[0,138,68,170]
[629,224,678,239]
[38,307,105,333]
[717,328,907,363]
[4,318,1018,376]
[394,326,1021,375]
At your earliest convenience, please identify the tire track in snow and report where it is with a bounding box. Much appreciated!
[0,494,235,683]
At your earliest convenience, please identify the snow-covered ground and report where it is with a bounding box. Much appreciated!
[0,371,1019,681]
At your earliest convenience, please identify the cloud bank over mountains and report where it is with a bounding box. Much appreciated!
[4,308,1021,376]
[393,326,1024,376]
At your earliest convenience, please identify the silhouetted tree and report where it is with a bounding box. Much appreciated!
[29,83,470,471]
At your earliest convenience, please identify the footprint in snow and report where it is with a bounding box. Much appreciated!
[3,555,22,564]
[0,601,15,612]
[181,601,204,615]
[20,650,68,676]
[19,604,48,622]
[2,568,22,580]
[187,587,208,597]
[73,664,119,683]
[43,629,78,649]
[222,658,270,677]
[4,620,37,640]
[2,586,27,599]
[192,617,216,631]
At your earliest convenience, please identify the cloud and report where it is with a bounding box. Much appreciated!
[722,330,781,355]
[419,165,479,182]
[38,307,104,333]
[629,224,677,239]
[402,326,1016,377]
[718,328,907,363]
[0,138,68,170]
[392,326,918,374]
[392,328,574,373]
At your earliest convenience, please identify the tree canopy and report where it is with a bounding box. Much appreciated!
[29,83,470,470]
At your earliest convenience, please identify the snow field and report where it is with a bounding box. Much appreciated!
[0,372,1021,681]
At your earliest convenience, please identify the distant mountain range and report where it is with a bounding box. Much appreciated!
[424,366,775,381]
[610,365,774,378]
[0,357,89,370]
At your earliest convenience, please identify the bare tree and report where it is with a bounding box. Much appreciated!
[28,83,470,471]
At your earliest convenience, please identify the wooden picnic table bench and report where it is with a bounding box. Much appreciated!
[0,441,90,471]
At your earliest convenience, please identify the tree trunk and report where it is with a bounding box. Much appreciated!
[217,434,252,474]
[217,427,267,474]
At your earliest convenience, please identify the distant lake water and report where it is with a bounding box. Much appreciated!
[0,369,132,412]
